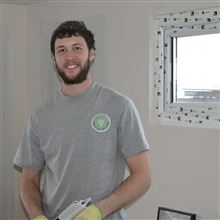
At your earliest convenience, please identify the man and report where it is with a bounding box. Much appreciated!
[14,21,151,220]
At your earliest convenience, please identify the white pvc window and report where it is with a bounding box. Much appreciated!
[152,7,220,128]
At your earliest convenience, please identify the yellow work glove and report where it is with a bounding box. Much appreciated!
[32,215,48,220]
[74,205,103,220]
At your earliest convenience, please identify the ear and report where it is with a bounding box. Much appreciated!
[89,49,96,63]
[51,54,56,65]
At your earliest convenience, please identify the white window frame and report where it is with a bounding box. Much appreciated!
[151,7,220,128]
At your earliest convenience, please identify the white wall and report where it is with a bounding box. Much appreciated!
[0,4,28,219]
[1,1,219,220]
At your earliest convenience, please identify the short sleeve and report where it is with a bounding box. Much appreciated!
[117,99,149,159]
[13,111,45,171]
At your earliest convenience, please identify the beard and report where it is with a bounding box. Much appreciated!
[55,57,91,85]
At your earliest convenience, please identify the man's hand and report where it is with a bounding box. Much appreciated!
[32,215,48,220]
[74,205,103,220]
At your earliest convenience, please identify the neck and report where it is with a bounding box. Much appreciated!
[61,75,93,96]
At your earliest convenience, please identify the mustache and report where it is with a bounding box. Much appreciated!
[64,60,80,67]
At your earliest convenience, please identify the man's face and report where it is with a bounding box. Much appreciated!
[53,35,95,85]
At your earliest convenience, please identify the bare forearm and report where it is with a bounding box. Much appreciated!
[96,151,151,218]
[96,172,150,217]
[20,173,45,219]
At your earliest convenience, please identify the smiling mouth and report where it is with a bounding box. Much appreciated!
[66,64,78,70]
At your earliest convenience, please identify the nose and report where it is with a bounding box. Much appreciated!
[65,49,77,60]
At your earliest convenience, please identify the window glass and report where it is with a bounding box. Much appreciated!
[173,33,220,103]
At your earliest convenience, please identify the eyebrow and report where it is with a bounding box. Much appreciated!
[55,46,65,51]
[55,43,84,51]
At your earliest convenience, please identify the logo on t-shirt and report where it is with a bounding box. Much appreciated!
[91,113,111,132]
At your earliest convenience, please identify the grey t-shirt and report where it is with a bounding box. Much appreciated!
[14,82,149,220]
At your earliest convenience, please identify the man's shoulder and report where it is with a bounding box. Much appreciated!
[33,91,59,116]
[96,83,132,106]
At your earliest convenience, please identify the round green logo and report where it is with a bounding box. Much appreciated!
[91,113,111,132]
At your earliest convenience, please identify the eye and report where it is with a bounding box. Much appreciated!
[56,48,66,54]
[73,46,82,51]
